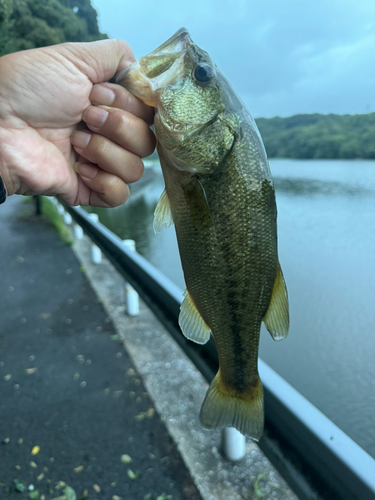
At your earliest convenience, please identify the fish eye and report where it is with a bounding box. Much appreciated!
[193,63,214,85]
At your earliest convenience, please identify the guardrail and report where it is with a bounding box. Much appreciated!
[39,197,375,500]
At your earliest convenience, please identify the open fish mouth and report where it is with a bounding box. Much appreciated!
[115,28,193,106]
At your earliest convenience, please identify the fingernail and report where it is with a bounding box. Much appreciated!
[71,131,91,149]
[90,85,115,106]
[75,163,98,179]
[84,106,109,129]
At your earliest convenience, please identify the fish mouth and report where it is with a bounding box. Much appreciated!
[115,28,193,106]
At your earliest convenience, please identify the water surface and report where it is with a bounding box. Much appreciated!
[87,159,375,458]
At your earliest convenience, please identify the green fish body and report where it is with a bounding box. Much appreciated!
[116,28,289,440]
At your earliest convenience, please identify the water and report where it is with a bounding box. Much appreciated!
[87,159,375,458]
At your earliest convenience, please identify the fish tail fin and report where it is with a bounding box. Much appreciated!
[199,371,264,440]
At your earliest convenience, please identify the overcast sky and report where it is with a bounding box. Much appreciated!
[91,0,375,118]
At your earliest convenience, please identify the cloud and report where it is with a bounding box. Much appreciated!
[92,0,375,117]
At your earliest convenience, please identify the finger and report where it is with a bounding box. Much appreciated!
[83,106,156,158]
[60,39,135,83]
[74,161,130,208]
[71,130,144,183]
[90,83,154,125]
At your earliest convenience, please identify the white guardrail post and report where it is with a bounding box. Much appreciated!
[222,427,246,462]
[122,239,139,317]
[74,223,83,239]
[63,210,72,225]
[88,213,102,264]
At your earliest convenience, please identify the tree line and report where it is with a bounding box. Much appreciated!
[256,113,375,159]
[0,0,106,56]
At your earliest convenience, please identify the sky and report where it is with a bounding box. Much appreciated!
[91,0,375,118]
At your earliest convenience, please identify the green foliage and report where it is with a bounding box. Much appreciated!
[41,197,73,245]
[256,113,375,159]
[0,0,107,56]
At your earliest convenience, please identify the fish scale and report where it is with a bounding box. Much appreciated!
[116,28,289,440]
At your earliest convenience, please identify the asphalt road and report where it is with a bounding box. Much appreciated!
[0,196,201,500]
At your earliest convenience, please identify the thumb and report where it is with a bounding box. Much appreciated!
[58,39,136,84]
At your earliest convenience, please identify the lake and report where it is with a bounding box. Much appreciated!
[86,159,375,459]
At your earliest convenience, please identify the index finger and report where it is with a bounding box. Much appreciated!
[90,83,154,125]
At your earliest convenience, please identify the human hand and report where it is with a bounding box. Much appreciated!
[0,39,155,207]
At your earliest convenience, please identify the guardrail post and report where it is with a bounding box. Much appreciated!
[122,239,139,316]
[74,224,83,240]
[88,213,102,264]
[222,427,246,462]
[34,195,41,215]
[63,211,72,225]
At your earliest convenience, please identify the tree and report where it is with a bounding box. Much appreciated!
[256,113,375,160]
[0,0,107,57]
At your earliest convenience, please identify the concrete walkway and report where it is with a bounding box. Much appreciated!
[0,196,201,500]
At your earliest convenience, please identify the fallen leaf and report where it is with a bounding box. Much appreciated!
[135,407,155,421]
[31,446,40,455]
[120,454,132,464]
[4,374,12,381]
[29,490,40,499]
[30,461,37,468]
[26,368,38,375]
[74,465,84,473]
[12,479,28,492]
[93,484,101,493]
[63,486,77,500]
[126,469,140,480]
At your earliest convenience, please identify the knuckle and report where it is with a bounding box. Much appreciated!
[90,134,108,159]
[143,131,156,158]
[118,111,131,133]
[127,157,144,183]
[106,177,129,207]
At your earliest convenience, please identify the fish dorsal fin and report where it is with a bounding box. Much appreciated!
[153,188,173,234]
[263,262,289,341]
[179,289,211,345]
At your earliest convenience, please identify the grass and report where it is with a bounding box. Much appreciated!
[40,197,74,245]
[20,195,74,244]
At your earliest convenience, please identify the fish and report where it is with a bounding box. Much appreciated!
[116,28,289,440]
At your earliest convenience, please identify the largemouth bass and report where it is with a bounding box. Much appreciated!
[116,28,289,440]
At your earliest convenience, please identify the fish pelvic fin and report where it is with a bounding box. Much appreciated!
[153,188,174,234]
[179,289,211,344]
[263,261,289,341]
[199,372,264,441]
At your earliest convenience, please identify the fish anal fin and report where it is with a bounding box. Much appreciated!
[263,262,289,341]
[153,188,173,234]
[179,289,211,345]
[199,372,264,441]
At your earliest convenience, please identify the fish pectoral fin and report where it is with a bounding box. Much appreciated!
[179,289,211,344]
[200,372,264,441]
[263,262,289,341]
[153,188,174,233]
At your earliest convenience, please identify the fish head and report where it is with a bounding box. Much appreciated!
[116,28,241,174]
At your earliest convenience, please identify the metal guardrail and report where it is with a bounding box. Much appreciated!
[48,198,375,500]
